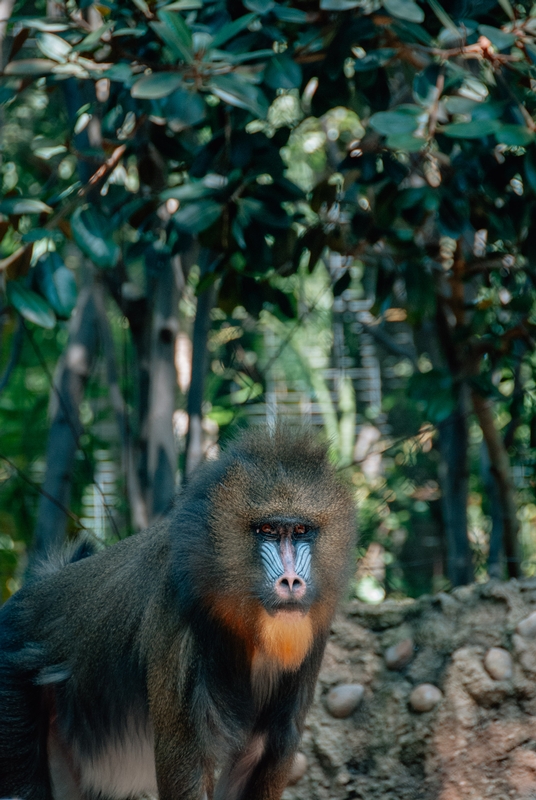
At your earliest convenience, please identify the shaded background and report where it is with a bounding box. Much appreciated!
[1,0,536,601]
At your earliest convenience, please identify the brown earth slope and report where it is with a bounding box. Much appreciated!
[283,579,536,800]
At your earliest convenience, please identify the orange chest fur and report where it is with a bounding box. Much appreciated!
[208,595,313,671]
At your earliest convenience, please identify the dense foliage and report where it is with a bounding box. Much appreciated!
[1,0,536,598]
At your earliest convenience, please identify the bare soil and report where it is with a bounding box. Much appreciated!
[283,579,536,800]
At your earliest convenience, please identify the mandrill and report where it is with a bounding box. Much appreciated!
[0,425,355,800]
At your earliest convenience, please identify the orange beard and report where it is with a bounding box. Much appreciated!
[256,609,313,671]
[207,594,313,671]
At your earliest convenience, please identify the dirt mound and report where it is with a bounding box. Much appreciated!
[283,579,536,800]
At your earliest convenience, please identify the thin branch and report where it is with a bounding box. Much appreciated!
[0,144,127,274]
[472,391,521,580]
[359,321,418,368]
[0,451,91,533]
[0,315,22,393]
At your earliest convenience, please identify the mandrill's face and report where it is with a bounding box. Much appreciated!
[253,516,317,613]
[250,515,320,671]
[205,431,355,672]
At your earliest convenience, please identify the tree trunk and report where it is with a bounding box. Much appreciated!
[33,286,99,557]
[185,255,216,478]
[0,0,15,71]
[437,386,474,587]
[472,391,520,579]
[94,285,149,532]
[147,255,180,520]
[480,442,504,579]
[415,318,472,587]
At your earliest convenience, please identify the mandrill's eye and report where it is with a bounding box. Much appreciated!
[294,524,307,536]
[257,522,276,537]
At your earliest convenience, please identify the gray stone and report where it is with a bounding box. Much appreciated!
[409,683,443,712]
[385,638,414,670]
[484,647,513,681]
[326,683,364,718]
[287,751,307,785]
[516,611,536,639]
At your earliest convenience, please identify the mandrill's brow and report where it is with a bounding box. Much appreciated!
[251,517,317,536]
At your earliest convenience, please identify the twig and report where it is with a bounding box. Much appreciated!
[0,314,22,393]
[0,144,127,274]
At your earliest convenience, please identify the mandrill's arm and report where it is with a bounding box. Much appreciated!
[148,648,210,800]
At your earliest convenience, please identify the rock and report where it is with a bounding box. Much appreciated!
[516,611,536,639]
[312,724,347,770]
[409,683,443,712]
[326,683,364,718]
[335,768,351,785]
[346,598,415,630]
[484,647,513,681]
[385,638,414,670]
[287,752,307,785]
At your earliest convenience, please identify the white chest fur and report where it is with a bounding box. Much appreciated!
[49,718,158,800]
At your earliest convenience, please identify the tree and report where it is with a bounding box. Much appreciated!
[1,0,535,590]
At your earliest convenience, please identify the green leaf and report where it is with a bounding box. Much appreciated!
[272,6,308,22]
[36,32,72,62]
[162,87,206,126]
[159,0,202,9]
[441,119,500,139]
[353,48,395,72]
[21,18,70,31]
[427,0,459,38]
[151,12,193,64]
[0,198,52,215]
[524,147,536,193]
[21,228,63,243]
[71,22,115,52]
[264,54,302,90]
[131,72,184,99]
[102,63,133,82]
[173,201,223,233]
[4,59,55,76]
[35,252,77,318]
[438,193,468,237]
[222,49,276,65]
[161,181,213,201]
[369,109,420,136]
[244,0,274,11]
[113,26,148,38]
[443,96,476,115]
[71,207,120,269]
[385,132,425,151]
[383,0,424,23]
[211,13,256,49]
[495,124,534,147]
[7,282,56,329]
[392,18,433,45]
[441,120,500,138]
[33,145,68,160]
[208,74,268,118]
[408,369,455,423]
[471,100,505,121]
[525,42,536,65]
[478,25,515,51]
[319,0,360,8]
[497,0,515,21]
[413,64,441,108]
[132,0,152,15]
